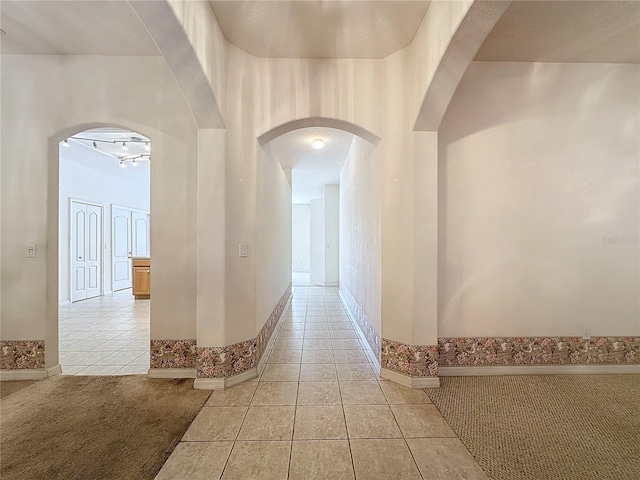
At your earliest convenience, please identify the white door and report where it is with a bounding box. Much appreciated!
[71,200,102,302]
[112,206,132,291]
[132,211,150,257]
[112,206,150,291]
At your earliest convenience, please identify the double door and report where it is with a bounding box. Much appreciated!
[71,200,103,302]
[112,205,150,292]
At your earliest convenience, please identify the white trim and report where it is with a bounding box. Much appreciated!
[380,368,440,388]
[103,289,113,296]
[438,365,640,376]
[59,300,71,307]
[147,368,195,379]
[339,289,381,373]
[194,369,258,390]
[1,369,46,380]
[0,364,63,381]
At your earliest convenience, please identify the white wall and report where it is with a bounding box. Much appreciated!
[59,143,150,303]
[324,185,340,285]
[340,136,380,332]
[310,198,325,285]
[292,204,311,272]
[439,62,640,338]
[1,55,198,368]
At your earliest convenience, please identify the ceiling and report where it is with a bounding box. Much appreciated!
[475,1,640,64]
[208,0,431,58]
[66,128,151,168]
[263,127,355,203]
[0,1,160,55]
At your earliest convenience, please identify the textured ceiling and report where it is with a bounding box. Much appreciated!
[263,127,355,204]
[0,1,161,55]
[208,0,431,58]
[475,1,640,64]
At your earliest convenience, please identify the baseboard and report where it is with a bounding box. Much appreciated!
[438,365,640,376]
[194,369,259,390]
[338,290,381,374]
[380,368,440,388]
[0,364,62,381]
[147,368,196,379]
[1,369,48,380]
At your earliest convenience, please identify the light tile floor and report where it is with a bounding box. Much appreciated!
[156,286,488,480]
[58,289,150,375]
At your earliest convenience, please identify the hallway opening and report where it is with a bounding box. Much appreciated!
[57,127,151,375]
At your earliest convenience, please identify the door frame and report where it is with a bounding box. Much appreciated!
[69,198,104,302]
[111,204,150,292]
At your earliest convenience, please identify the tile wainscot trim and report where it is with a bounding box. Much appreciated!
[150,339,197,369]
[0,340,45,370]
[196,284,292,378]
[339,287,381,359]
[438,336,640,367]
[381,338,439,377]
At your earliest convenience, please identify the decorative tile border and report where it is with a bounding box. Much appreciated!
[150,339,197,369]
[196,284,292,378]
[0,340,45,370]
[381,338,439,377]
[438,336,640,367]
[339,287,381,358]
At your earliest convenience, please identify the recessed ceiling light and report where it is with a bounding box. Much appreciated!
[311,138,324,149]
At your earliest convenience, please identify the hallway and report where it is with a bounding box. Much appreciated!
[156,286,486,480]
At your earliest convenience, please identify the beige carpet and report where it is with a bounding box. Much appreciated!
[0,375,210,480]
[426,375,640,480]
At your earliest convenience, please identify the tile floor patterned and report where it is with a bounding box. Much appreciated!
[156,286,488,480]
[58,289,150,375]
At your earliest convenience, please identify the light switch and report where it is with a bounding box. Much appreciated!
[239,243,248,258]
[27,243,36,258]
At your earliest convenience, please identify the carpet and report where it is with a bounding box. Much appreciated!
[426,375,640,480]
[0,375,210,480]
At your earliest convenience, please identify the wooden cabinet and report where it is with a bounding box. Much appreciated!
[132,258,150,299]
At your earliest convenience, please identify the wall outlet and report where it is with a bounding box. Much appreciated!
[238,243,248,258]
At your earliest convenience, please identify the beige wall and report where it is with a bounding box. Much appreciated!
[0,55,198,367]
[340,136,381,333]
[439,61,640,337]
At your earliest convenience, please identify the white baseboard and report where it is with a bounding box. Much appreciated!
[194,369,258,390]
[438,365,640,376]
[147,368,196,379]
[1,369,47,380]
[380,368,440,388]
[0,364,63,381]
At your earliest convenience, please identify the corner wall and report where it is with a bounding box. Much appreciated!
[1,55,198,372]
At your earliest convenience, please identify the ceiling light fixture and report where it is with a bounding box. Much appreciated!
[144,142,150,151]
[132,158,137,167]
[311,138,324,149]
[119,159,126,168]
[121,142,128,151]
[62,139,69,147]
[93,141,98,149]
